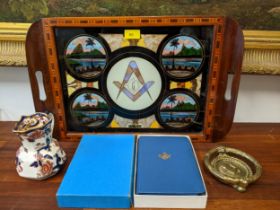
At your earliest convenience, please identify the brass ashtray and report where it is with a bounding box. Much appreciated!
[204,146,262,192]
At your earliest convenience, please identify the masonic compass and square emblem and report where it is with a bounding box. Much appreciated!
[113,60,155,102]
[104,50,165,117]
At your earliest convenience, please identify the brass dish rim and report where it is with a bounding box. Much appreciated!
[204,146,262,192]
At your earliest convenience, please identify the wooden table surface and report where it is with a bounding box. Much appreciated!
[0,122,279,210]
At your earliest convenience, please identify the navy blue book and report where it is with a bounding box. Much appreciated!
[136,135,205,195]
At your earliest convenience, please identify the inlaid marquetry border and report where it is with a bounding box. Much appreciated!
[0,21,279,75]
[204,22,225,140]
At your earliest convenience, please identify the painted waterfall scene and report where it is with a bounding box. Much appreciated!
[161,35,203,78]
[71,92,110,127]
[160,93,199,128]
[65,35,107,79]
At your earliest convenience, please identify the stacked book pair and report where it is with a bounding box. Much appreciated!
[56,135,207,208]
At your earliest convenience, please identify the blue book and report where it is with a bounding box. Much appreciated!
[136,135,205,195]
[56,134,135,208]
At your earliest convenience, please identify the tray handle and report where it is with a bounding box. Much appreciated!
[26,21,54,113]
[26,21,61,137]
[213,18,244,140]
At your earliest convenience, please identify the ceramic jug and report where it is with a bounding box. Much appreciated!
[13,112,66,180]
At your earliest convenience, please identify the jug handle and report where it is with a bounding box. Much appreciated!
[48,113,55,135]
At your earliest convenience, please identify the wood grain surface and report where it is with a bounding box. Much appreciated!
[0,122,279,210]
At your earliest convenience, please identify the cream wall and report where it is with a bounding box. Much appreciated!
[0,67,279,122]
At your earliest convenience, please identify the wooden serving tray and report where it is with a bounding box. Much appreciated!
[26,16,243,141]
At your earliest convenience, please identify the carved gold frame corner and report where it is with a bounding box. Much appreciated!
[0,22,279,74]
[0,22,30,66]
[243,30,280,74]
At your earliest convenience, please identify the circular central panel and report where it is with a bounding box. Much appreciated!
[106,57,162,111]
[102,47,166,119]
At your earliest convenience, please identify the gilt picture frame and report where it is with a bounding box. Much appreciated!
[0,0,280,74]
[1,22,279,75]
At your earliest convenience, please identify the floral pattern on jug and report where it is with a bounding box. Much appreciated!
[13,112,66,180]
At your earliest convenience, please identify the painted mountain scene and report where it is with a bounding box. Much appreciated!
[71,92,110,127]
[160,93,198,128]
[161,35,203,78]
[65,36,107,78]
